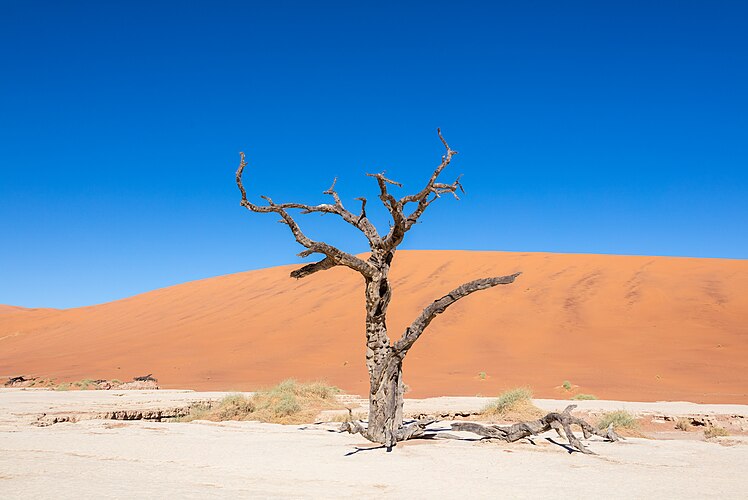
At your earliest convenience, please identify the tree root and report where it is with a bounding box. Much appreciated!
[340,405,620,455]
[339,416,437,443]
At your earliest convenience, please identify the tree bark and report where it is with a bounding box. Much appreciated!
[365,350,403,450]
[362,252,405,450]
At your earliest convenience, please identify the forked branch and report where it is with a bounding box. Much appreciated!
[368,129,464,250]
[236,152,377,278]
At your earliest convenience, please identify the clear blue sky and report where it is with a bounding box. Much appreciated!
[1,1,746,308]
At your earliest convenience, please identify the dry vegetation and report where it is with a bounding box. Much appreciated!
[675,418,692,431]
[5,376,145,391]
[180,380,343,424]
[596,410,639,436]
[480,387,543,421]
[571,393,598,400]
[704,426,730,439]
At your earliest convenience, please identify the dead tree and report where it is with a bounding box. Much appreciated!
[236,130,611,453]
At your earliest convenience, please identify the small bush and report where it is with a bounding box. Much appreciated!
[72,379,97,390]
[675,418,692,431]
[704,426,729,439]
[571,393,598,400]
[290,380,340,400]
[478,372,487,380]
[272,393,302,417]
[181,379,342,424]
[597,410,637,431]
[212,394,256,421]
[562,380,572,391]
[481,387,542,420]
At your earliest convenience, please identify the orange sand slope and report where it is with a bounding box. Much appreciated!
[1,251,746,403]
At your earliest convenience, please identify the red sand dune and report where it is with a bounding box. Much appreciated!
[1,250,746,403]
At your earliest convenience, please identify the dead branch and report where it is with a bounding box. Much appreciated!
[366,172,407,250]
[451,405,620,455]
[289,256,337,279]
[341,405,619,455]
[360,129,464,251]
[394,272,521,354]
[5,375,35,387]
[236,152,377,278]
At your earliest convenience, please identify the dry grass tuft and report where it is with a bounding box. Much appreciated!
[27,378,55,388]
[597,410,638,431]
[212,394,256,421]
[704,426,729,439]
[675,418,692,431]
[181,379,343,424]
[481,387,543,421]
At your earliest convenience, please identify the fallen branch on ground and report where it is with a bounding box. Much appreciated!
[340,405,620,455]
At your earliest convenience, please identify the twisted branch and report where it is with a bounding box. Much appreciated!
[451,405,621,455]
[362,129,464,250]
[236,152,377,278]
[340,405,620,455]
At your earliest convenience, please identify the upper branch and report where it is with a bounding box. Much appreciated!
[393,272,521,354]
[399,129,462,229]
[372,129,463,251]
[236,152,377,279]
[323,177,382,245]
[366,172,407,249]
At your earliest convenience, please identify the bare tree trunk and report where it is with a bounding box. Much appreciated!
[362,252,404,450]
[366,350,403,450]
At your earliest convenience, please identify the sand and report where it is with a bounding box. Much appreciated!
[1,389,747,499]
[1,250,747,403]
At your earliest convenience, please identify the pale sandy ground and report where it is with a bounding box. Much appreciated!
[1,390,747,499]
[2,251,747,404]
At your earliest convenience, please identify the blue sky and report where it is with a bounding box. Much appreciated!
[1,1,746,308]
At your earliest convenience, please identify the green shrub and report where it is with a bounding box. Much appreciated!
[562,380,572,391]
[571,393,598,400]
[481,387,541,419]
[597,410,637,431]
[212,394,256,421]
[271,393,301,417]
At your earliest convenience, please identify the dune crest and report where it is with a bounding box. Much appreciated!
[1,250,746,403]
